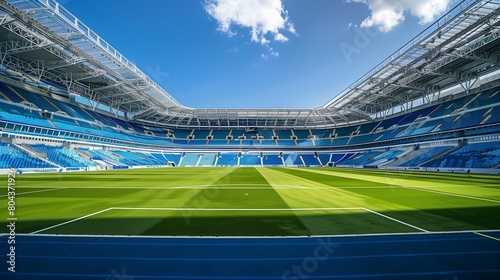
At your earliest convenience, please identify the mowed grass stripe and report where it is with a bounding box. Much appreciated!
[257,168,427,234]
[270,167,391,187]
[269,168,500,232]
[0,187,67,197]
[143,168,312,236]
[257,167,379,208]
[353,187,500,231]
[402,186,500,203]
[340,168,500,189]
[179,168,295,209]
[2,188,155,233]
[256,167,340,235]
[264,167,432,212]
[2,167,499,236]
[1,168,235,233]
[8,185,308,190]
[13,167,235,187]
[316,168,500,200]
[34,207,424,236]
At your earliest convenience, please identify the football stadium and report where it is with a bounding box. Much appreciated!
[0,0,500,279]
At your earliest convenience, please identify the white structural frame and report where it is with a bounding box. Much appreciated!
[0,0,500,129]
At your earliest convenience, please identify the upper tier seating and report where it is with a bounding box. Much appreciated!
[0,83,24,103]
[275,129,293,140]
[293,130,311,139]
[0,79,499,163]
[210,130,229,139]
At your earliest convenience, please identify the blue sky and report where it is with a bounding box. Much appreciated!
[62,0,457,109]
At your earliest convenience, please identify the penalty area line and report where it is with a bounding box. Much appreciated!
[362,208,429,232]
[0,187,68,198]
[20,185,310,190]
[111,207,364,211]
[30,208,113,234]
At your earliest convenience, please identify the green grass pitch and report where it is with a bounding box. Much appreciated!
[1,167,499,236]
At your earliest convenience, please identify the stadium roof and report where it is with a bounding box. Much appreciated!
[1,0,500,129]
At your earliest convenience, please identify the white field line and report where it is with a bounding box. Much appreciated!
[30,208,113,234]
[112,207,363,211]
[29,207,364,235]
[172,186,309,190]
[111,207,430,233]
[29,207,429,235]
[16,185,310,190]
[0,187,68,198]
[362,208,429,232]
[317,186,401,189]
[403,186,500,203]
[11,229,500,239]
[15,184,494,190]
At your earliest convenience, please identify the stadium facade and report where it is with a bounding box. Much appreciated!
[0,0,499,174]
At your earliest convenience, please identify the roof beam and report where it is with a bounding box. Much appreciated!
[92,82,124,92]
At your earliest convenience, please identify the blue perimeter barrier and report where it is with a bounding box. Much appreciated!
[1,231,500,279]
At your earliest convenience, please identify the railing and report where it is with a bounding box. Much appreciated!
[6,0,183,108]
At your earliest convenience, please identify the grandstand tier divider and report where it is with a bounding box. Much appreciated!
[11,143,58,168]
[2,84,27,103]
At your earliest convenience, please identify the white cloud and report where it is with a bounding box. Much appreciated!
[204,0,296,46]
[348,0,451,32]
[347,22,359,29]
[409,0,450,24]
[274,33,288,42]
